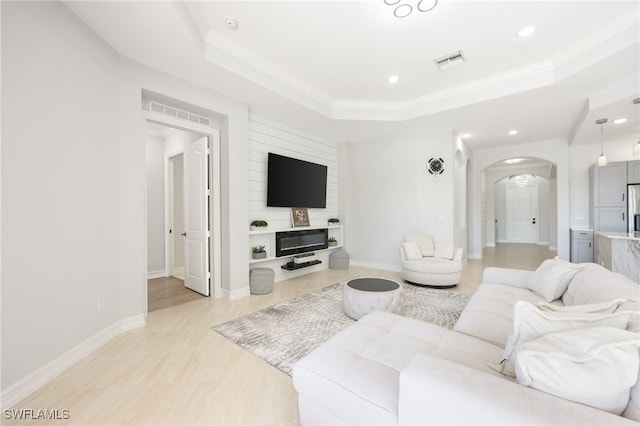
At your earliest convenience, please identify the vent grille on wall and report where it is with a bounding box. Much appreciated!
[149,101,211,126]
[433,50,466,71]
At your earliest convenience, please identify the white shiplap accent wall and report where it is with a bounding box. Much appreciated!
[248,113,339,229]
[247,114,340,282]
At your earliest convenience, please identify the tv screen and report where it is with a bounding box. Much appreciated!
[267,153,328,208]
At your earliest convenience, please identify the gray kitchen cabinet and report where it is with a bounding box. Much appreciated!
[593,207,627,233]
[591,162,627,207]
[570,229,593,263]
[628,160,640,184]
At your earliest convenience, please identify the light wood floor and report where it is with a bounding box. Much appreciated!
[148,276,206,312]
[7,243,554,425]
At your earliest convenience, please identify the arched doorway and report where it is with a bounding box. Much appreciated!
[483,157,558,257]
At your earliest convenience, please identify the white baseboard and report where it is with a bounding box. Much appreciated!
[467,252,482,259]
[223,286,251,300]
[350,260,401,273]
[147,270,166,279]
[537,241,550,246]
[1,314,146,410]
[171,266,185,280]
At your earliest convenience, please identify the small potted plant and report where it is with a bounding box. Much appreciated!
[252,245,267,259]
[294,252,315,264]
[250,220,268,231]
[328,218,340,226]
[328,236,337,247]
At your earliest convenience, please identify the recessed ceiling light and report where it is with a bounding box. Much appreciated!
[509,130,518,135]
[614,117,628,124]
[388,75,399,84]
[225,17,238,29]
[518,26,536,38]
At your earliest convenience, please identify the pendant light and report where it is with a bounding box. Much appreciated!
[596,118,608,167]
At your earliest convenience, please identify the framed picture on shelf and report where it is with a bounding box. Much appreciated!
[291,208,310,227]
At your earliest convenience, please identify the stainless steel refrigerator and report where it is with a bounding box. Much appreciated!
[629,184,640,233]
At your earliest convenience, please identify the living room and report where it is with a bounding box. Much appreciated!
[2,0,639,424]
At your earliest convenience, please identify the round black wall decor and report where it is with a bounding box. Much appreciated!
[428,157,444,175]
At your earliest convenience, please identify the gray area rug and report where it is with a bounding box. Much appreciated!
[213,281,470,375]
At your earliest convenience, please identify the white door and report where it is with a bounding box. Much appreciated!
[506,184,538,243]
[183,137,210,296]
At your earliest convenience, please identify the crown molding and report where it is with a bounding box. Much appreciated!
[203,30,333,116]
[331,61,554,121]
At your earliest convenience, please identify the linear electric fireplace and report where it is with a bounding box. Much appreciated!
[275,228,328,257]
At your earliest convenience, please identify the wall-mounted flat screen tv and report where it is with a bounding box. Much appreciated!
[267,153,327,208]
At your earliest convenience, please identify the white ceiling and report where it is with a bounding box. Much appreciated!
[65,1,640,149]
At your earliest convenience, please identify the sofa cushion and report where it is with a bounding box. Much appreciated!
[526,257,582,302]
[498,300,638,377]
[292,311,503,425]
[404,235,434,257]
[402,257,462,274]
[515,327,640,415]
[454,283,546,347]
[402,242,423,260]
[563,263,640,332]
[434,243,454,260]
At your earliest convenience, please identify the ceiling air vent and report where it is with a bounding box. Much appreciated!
[433,50,465,71]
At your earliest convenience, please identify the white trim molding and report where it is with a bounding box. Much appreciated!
[223,286,251,300]
[147,270,167,280]
[1,315,145,410]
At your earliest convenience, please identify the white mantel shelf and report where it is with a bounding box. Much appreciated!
[249,224,342,235]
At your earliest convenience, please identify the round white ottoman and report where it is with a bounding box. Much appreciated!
[343,277,404,320]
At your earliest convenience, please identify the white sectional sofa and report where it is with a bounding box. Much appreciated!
[292,260,640,425]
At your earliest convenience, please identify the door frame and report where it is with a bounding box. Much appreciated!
[506,183,539,243]
[143,111,222,309]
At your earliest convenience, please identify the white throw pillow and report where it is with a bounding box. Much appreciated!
[536,298,628,314]
[516,327,640,415]
[496,300,638,377]
[404,235,434,257]
[526,257,582,302]
[434,243,454,260]
[402,242,423,261]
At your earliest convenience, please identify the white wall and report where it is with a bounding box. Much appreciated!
[2,0,251,402]
[146,135,166,275]
[171,155,185,271]
[454,136,472,259]
[345,129,455,270]
[2,0,122,390]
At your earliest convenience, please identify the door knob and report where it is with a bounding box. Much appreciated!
[532,218,536,224]
[181,232,187,237]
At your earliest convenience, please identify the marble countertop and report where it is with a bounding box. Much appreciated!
[596,231,640,241]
